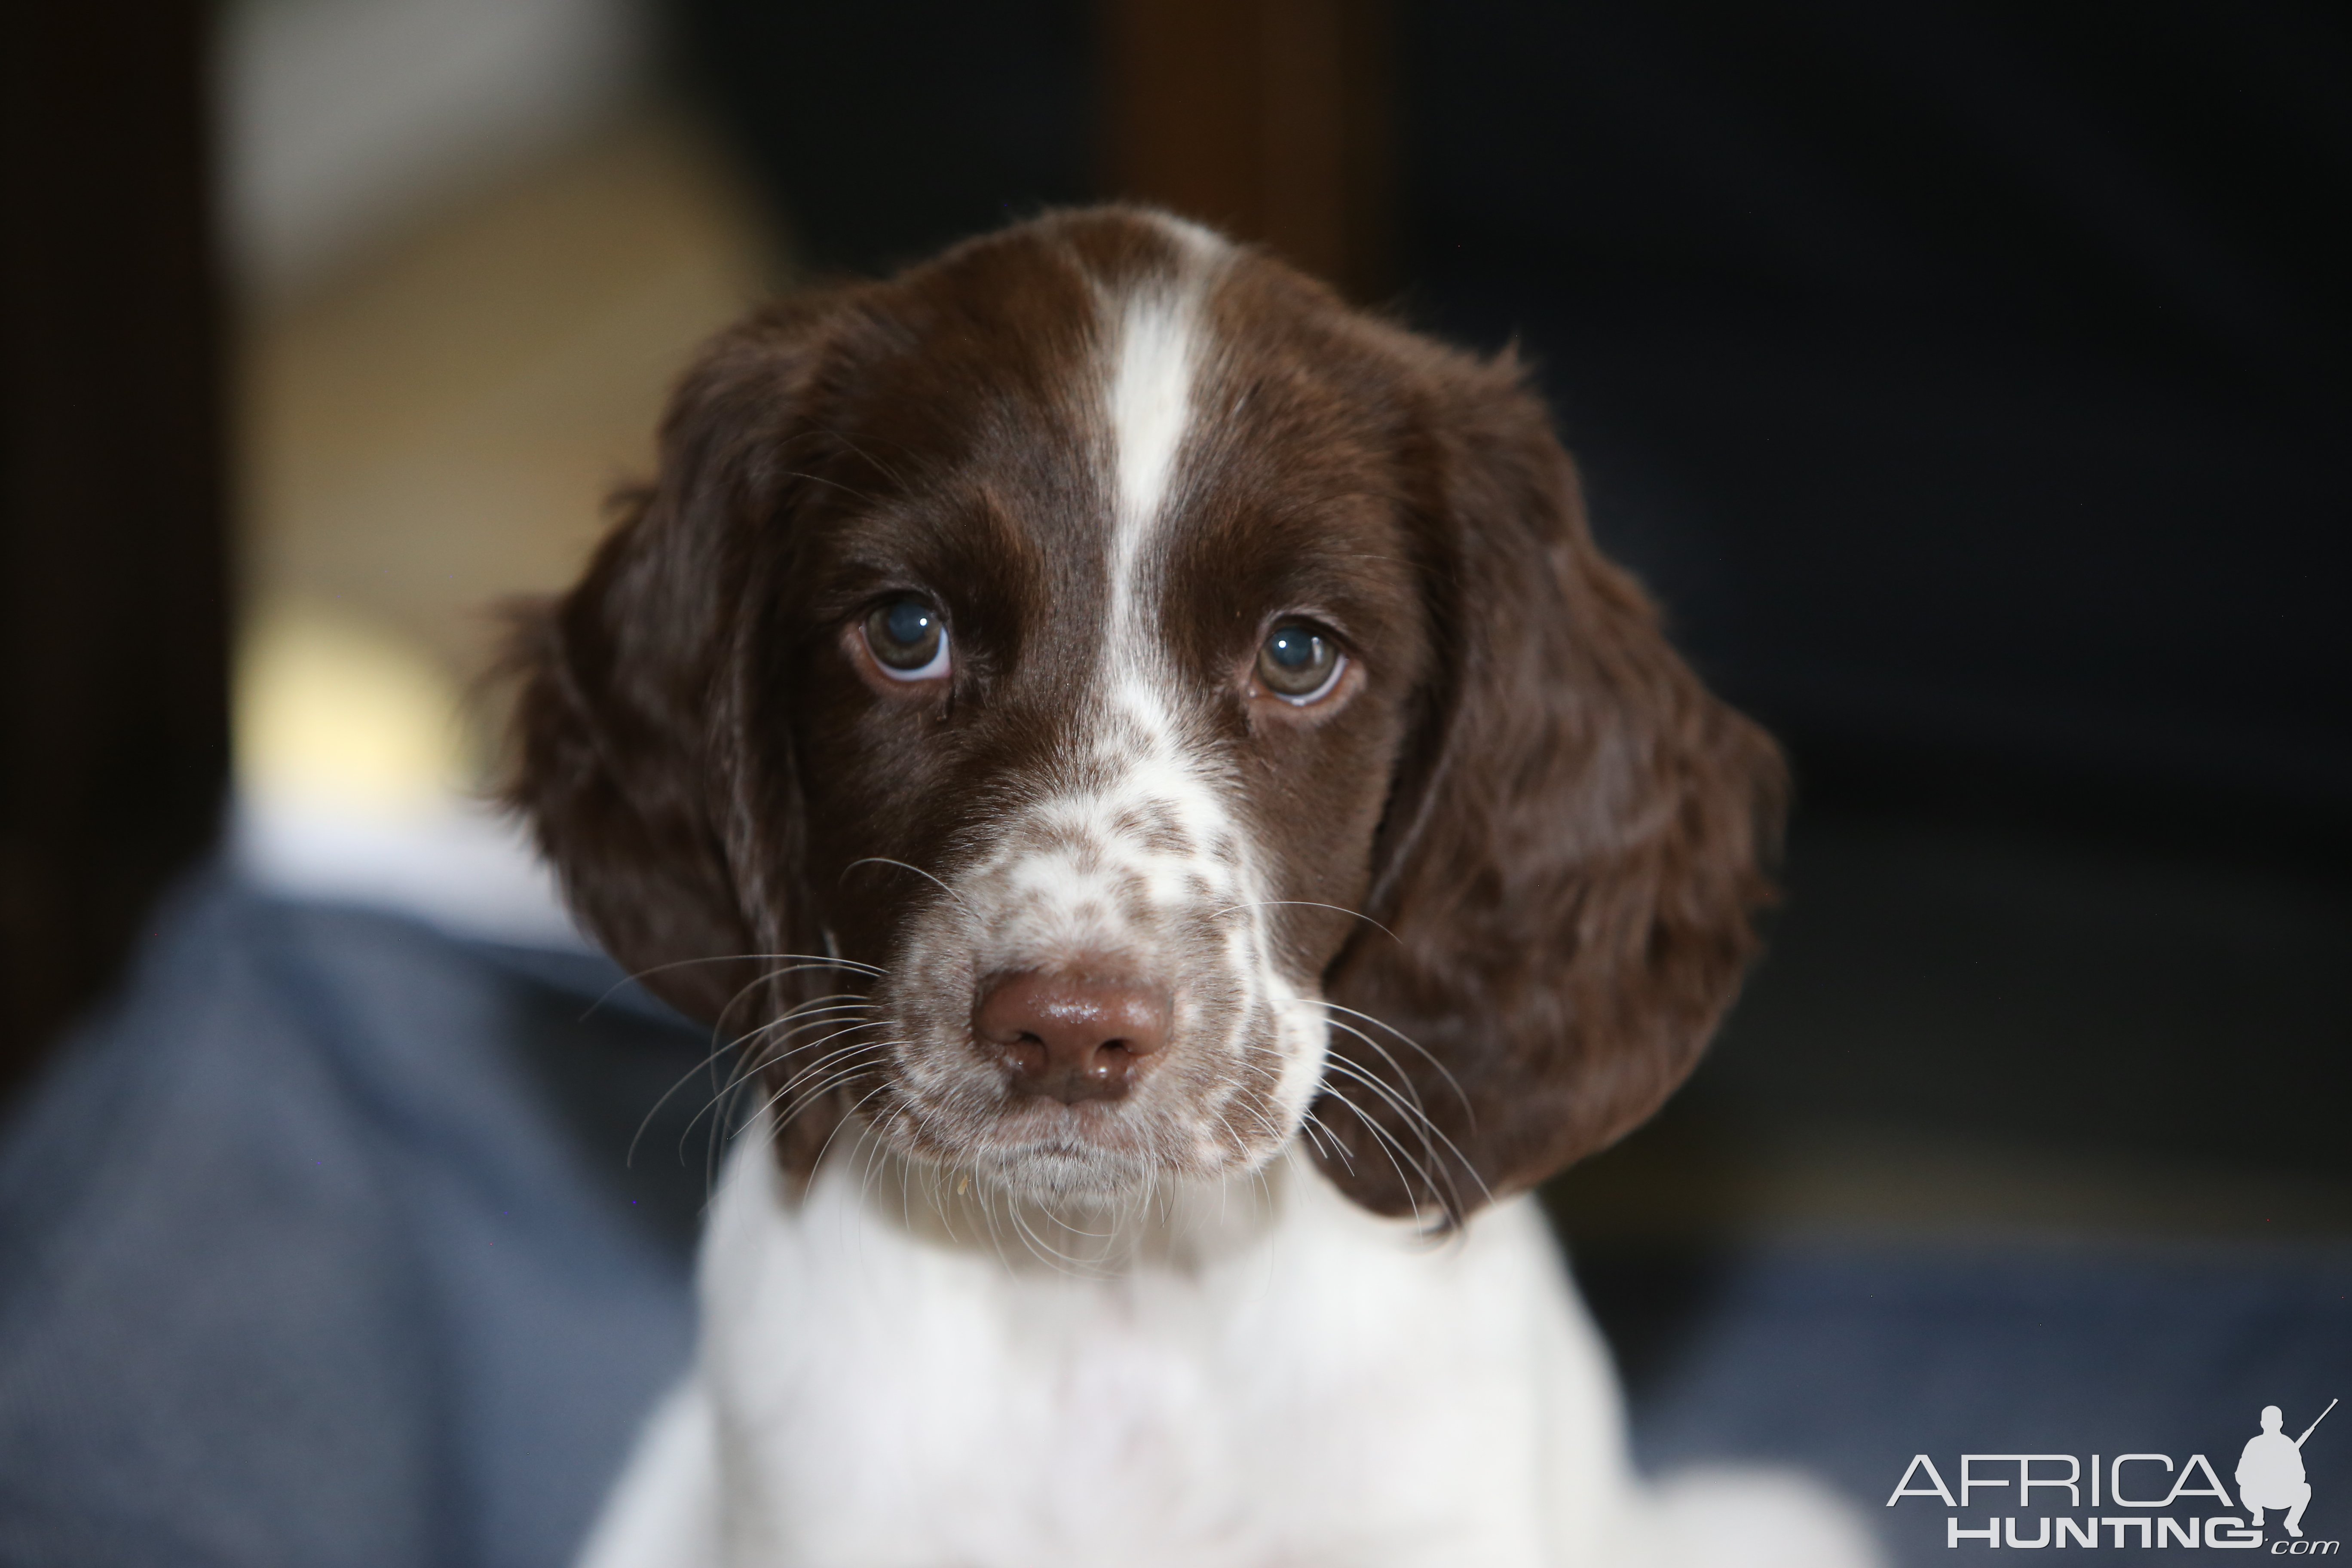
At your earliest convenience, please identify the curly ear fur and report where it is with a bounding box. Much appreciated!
[1311,351,1788,1221]
[502,299,844,1032]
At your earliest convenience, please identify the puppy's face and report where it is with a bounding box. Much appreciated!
[511,210,1784,1219]
[783,232,1424,1201]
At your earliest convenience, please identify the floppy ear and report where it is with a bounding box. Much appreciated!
[503,299,841,1028]
[1312,350,1787,1221]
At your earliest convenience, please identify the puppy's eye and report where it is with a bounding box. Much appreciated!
[863,596,950,680]
[1255,622,1344,704]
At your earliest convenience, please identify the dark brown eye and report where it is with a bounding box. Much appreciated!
[863,596,949,680]
[1255,622,1344,703]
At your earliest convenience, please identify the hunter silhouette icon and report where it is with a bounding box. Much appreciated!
[2242,1400,2334,1537]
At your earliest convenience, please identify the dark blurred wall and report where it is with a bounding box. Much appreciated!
[1381,3,2350,1187]
[1400,1,2350,829]
[667,0,1099,275]
[0,2,230,1099]
[666,0,1394,299]
[1102,0,1393,301]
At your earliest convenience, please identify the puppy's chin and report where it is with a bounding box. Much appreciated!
[964,1144,1164,1212]
[871,1098,1295,1213]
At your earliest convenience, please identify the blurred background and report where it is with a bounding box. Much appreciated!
[1,0,2346,1556]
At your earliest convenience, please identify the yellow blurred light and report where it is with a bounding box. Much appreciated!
[235,597,471,816]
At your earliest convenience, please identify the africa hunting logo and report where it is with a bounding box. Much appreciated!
[1889,1400,2337,1553]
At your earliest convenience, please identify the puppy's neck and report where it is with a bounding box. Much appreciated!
[800,1118,1298,1278]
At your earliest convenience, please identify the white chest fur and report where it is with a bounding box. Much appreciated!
[576,1118,1873,1568]
[579,1114,1637,1568]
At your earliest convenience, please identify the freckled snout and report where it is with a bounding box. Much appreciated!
[974,970,1170,1104]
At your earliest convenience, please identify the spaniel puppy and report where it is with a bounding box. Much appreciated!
[508,207,1873,1568]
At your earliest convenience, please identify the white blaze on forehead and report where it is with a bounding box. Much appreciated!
[1094,273,1235,863]
[1100,215,1228,641]
[1097,220,1235,755]
[1105,283,1205,628]
[1106,219,1224,510]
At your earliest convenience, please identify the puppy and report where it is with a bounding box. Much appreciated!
[507,207,1873,1568]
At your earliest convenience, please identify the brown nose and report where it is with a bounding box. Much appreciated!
[973,970,1170,1103]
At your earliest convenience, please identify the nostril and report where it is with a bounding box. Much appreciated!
[999,1034,1048,1077]
[973,969,1171,1104]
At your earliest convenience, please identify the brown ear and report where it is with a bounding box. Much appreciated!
[502,299,842,1026]
[1312,350,1787,1221]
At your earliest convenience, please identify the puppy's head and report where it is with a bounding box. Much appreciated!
[506,208,1782,1219]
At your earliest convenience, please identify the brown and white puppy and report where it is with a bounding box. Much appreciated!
[508,207,1871,1568]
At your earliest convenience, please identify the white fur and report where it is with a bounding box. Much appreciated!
[1106,278,1204,601]
[577,1120,1874,1568]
